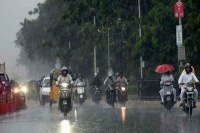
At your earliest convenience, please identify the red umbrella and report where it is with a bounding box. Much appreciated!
[154,64,175,74]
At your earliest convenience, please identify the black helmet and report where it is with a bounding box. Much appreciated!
[78,73,83,80]
[120,71,123,75]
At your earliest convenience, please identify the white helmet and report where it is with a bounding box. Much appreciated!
[62,66,68,71]
[94,73,97,76]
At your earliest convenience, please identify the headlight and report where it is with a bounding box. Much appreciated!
[61,83,68,87]
[121,87,126,91]
[187,87,193,92]
[21,87,27,93]
[14,88,19,93]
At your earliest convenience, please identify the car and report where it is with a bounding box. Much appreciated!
[39,77,50,106]
[0,72,10,93]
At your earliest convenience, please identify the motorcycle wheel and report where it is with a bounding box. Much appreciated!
[96,95,100,105]
[120,95,126,107]
[79,100,83,106]
[49,100,52,107]
[63,106,68,117]
[110,94,114,108]
[188,100,193,116]
[121,100,125,107]
[166,101,171,110]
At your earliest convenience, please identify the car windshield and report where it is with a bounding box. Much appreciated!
[0,74,7,81]
[43,79,50,87]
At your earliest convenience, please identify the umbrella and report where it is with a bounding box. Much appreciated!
[154,64,175,74]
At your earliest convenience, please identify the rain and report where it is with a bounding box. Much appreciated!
[1,0,200,133]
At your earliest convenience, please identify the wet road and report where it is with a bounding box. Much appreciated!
[0,99,200,133]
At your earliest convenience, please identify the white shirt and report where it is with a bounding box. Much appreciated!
[117,77,128,86]
[57,74,73,84]
[178,73,199,84]
[160,74,174,84]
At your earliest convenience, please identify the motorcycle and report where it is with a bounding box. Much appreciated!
[162,81,175,110]
[76,82,85,105]
[107,84,115,107]
[181,82,196,116]
[58,83,72,117]
[117,84,127,107]
[92,85,101,105]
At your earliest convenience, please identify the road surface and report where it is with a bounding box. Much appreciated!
[0,99,200,133]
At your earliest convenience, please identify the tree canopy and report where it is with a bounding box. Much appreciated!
[15,0,200,80]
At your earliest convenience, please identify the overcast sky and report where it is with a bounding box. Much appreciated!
[0,0,45,78]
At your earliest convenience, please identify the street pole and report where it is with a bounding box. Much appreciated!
[108,28,110,69]
[94,14,97,73]
[179,18,183,70]
[138,0,143,79]
[178,20,183,72]
[94,47,97,73]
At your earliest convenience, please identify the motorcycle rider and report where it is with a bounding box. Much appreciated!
[75,73,86,99]
[159,71,176,105]
[37,75,45,101]
[117,71,128,101]
[178,63,199,108]
[57,66,73,110]
[104,69,117,102]
[91,73,101,99]
[75,73,85,85]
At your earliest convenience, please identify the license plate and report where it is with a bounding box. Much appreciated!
[80,94,83,98]
[78,87,84,93]
[166,91,171,95]
[186,92,194,94]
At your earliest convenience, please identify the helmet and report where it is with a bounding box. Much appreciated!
[78,73,83,79]
[62,66,68,71]
[120,71,123,75]
[94,73,97,77]
[185,63,191,68]
[61,66,68,76]
[185,63,192,74]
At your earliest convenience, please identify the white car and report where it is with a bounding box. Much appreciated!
[39,77,50,106]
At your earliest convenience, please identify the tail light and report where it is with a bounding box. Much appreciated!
[14,88,19,93]
[0,83,2,88]
[5,81,10,87]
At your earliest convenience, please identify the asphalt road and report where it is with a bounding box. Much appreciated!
[0,99,200,133]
